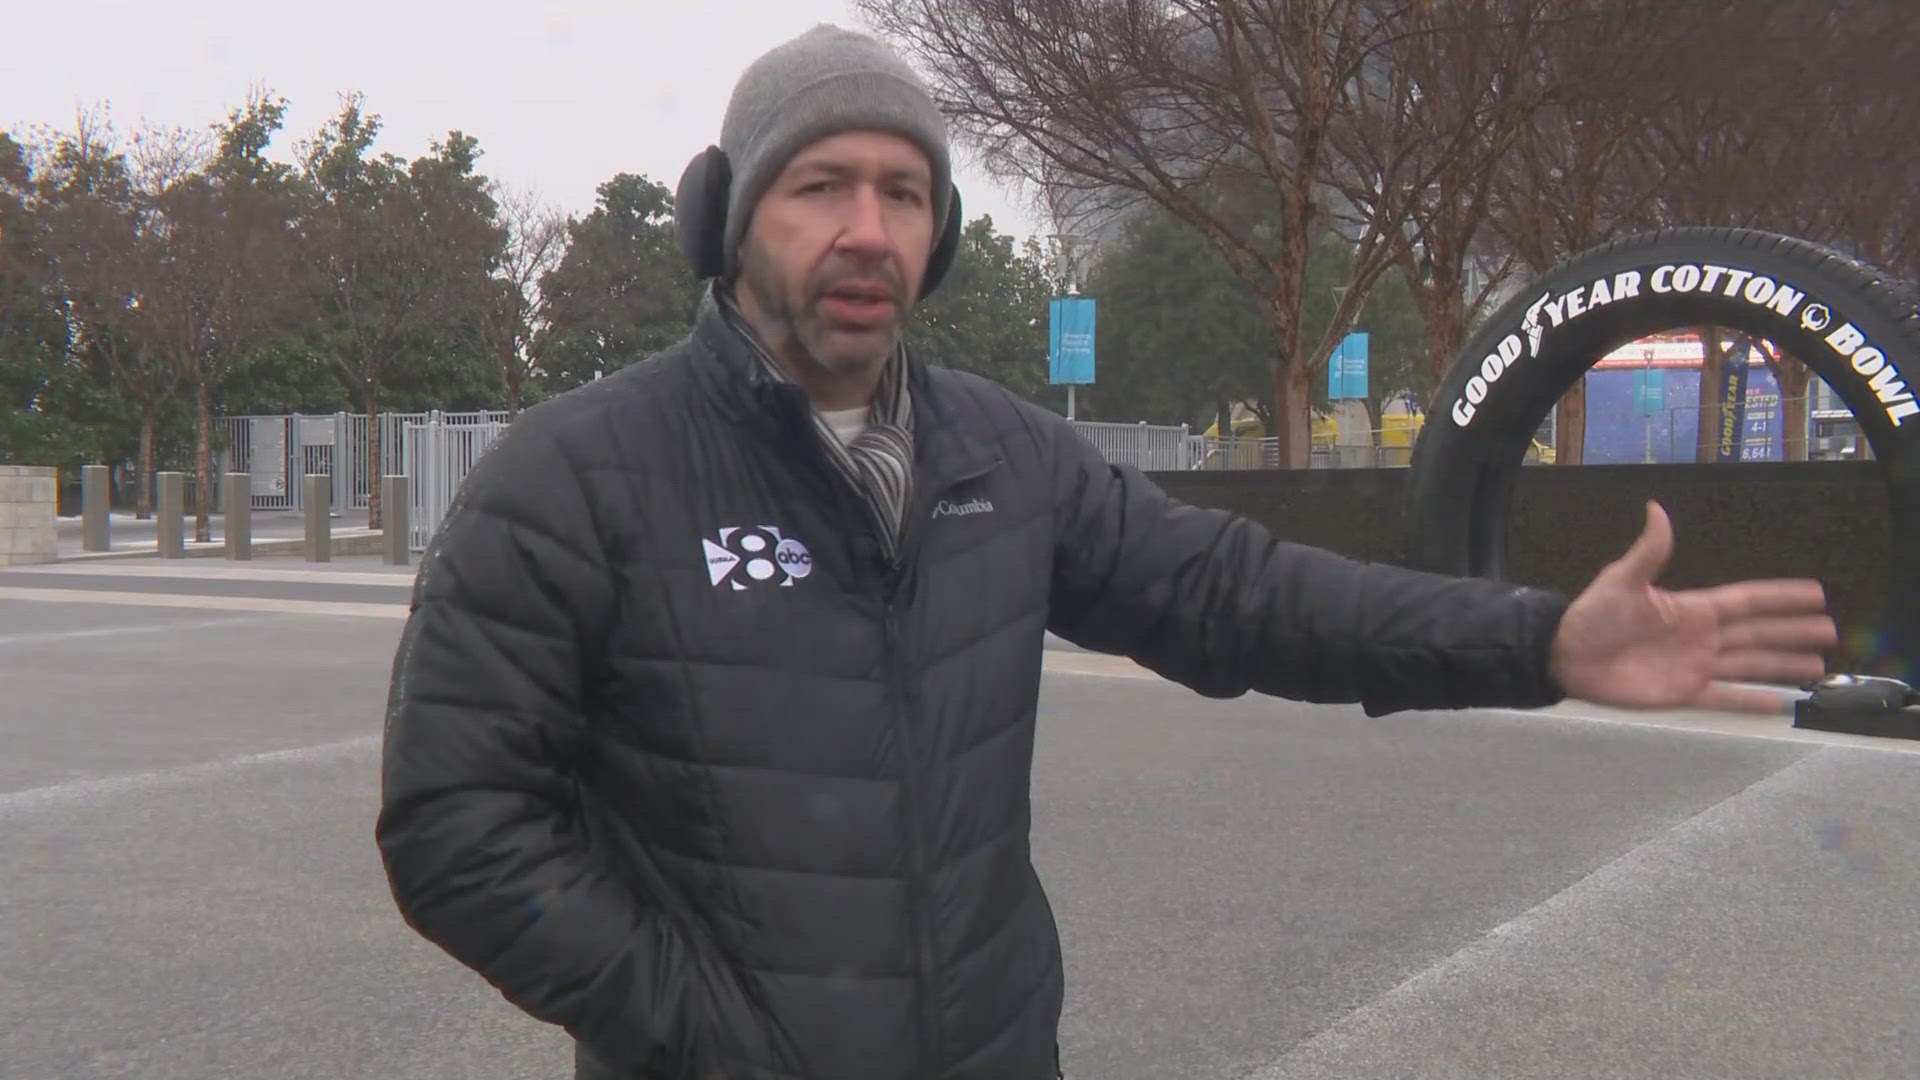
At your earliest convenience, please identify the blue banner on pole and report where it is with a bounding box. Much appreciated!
[1633,367,1665,414]
[1714,338,1751,462]
[1328,332,1369,400]
[1049,297,1097,385]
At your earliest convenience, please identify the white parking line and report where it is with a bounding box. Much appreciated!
[1237,749,1842,1080]
[6,562,415,586]
[0,615,276,647]
[0,587,407,619]
[1493,701,1920,756]
[0,734,380,816]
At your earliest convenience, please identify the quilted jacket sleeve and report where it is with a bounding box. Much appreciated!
[1039,410,1571,716]
[376,422,749,1074]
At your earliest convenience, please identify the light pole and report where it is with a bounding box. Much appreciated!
[1641,346,1656,464]
[1049,232,1084,420]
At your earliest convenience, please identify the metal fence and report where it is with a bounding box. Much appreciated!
[203,408,1397,551]
[201,395,1865,554]
[1065,423,1419,472]
[1190,435,1281,471]
[215,411,511,517]
[1068,420,1197,471]
[406,418,509,552]
[215,410,511,553]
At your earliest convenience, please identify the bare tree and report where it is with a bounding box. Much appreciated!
[130,123,222,536]
[1479,0,1683,465]
[860,0,1434,467]
[1490,0,1911,465]
[141,93,298,542]
[1631,1,1875,466]
[1326,0,1563,387]
[481,183,566,417]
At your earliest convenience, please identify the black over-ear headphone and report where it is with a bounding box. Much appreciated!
[674,145,964,301]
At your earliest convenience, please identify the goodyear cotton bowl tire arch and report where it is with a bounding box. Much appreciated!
[1405,227,1920,671]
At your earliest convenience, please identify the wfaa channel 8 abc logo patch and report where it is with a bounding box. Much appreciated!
[703,526,814,590]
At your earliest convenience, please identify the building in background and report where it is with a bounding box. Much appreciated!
[1583,333,1865,464]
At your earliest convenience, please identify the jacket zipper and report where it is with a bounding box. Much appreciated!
[780,398,943,1073]
[884,458,999,1079]
[780,387,1003,1076]
[883,604,943,1077]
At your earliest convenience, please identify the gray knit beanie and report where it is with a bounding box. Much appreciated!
[719,24,952,280]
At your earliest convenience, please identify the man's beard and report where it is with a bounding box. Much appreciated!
[737,237,910,379]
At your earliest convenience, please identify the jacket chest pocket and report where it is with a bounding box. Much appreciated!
[599,555,892,776]
[610,546,875,660]
[910,465,1052,602]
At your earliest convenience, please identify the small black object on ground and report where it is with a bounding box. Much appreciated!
[1793,674,1920,740]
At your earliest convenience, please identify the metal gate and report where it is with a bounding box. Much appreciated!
[405,419,508,552]
[216,411,510,513]
[1068,420,1195,471]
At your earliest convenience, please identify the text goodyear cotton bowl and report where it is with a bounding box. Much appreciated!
[1449,263,1916,429]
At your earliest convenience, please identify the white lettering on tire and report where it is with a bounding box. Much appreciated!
[1448,260,1913,428]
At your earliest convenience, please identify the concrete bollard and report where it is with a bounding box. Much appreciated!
[304,474,331,563]
[82,464,110,552]
[382,475,410,566]
[224,473,251,561]
[156,472,185,558]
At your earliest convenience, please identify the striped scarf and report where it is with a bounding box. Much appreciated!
[718,287,917,553]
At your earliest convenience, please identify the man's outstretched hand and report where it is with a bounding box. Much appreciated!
[1547,500,1838,714]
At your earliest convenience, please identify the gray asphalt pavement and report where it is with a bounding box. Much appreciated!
[3,559,1917,1079]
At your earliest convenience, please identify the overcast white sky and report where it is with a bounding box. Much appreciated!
[2,0,1044,241]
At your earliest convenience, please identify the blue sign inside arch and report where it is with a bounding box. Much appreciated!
[1049,297,1097,385]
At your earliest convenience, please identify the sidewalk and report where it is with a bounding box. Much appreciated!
[56,510,387,562]
[14,552,417,580]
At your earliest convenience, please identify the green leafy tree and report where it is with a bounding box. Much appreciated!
[37,112,185,516]
[535,174,699,395]
[214,334,345,416]
[1079,205,1428,434]
[0,132,90,473]
[908,215,1055,404]
[294,95,503,526]
[139,94,306,541]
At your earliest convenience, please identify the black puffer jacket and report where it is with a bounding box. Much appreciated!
[376,292,1570,1079]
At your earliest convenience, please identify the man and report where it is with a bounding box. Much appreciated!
[376,24,1836,1080]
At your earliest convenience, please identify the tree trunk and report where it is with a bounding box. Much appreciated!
[364,381,383,531]
[499,339,523,419]
[1427,311,1464,390]
[136,403,156,520]
[1266,242,1311,469]
[1554,378,1587,465]
[1271,359,1313,469]
[1419,265,1470,389]
[193,378,214,543]
[1694,328,1727,462]
[1363,394,1382,438]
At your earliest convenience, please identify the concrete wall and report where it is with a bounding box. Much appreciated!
[1150,462,1890,672]
[0,465,59,566]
